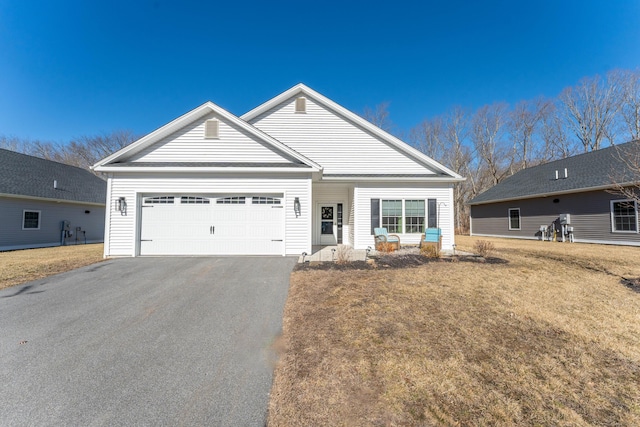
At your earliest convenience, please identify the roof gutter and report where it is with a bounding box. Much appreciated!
[468,181,637,205]
[93,166,318,173]
[0,192,106,206]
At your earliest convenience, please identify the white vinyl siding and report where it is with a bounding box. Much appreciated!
[127,112,291,163]
[104,173,312,257]
[248,96,436,175]
[354,183,455,250]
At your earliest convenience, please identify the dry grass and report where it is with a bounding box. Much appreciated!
[269,237,640,426]
[0,244,104,290]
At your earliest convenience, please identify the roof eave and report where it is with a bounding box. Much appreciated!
[468,182,635,205]
[93,165,318,173]
[0,192,106,206]
[93,100,322,171]
[321,175,466,182]
[241,83,464,180]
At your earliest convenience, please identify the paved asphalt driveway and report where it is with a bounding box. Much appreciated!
[0,256,297,426]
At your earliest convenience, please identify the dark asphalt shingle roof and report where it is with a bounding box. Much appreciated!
[469,140,640,205]
[0,149,107,204]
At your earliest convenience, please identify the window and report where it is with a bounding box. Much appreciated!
[611,200,638,232]
[405,200,425,233]
[144,196,174,204]
[23,210,40,230]
[381,200,403,233]
[252,196,281,205]
[216,196,245,204]
[204,118,219,139]
[508,208,521,230]
[181,196,210,204]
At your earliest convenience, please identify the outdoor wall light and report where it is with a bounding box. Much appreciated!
[294,197,301,217]
[115,197,127,213]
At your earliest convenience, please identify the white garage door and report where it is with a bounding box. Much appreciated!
[139,194,284,255]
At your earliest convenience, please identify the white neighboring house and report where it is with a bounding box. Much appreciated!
[93,84,464,257]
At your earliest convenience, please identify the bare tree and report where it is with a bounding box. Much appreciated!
[609,141,640,204]
[362,102,394,133]
[471,103,511,186]
[611,69,640,141]
[559,74,621,152]
[0,130,136,174]
[440,107,472,232]
[508,98,552,169]
[409,116,444,162]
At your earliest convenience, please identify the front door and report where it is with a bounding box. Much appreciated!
[319,204,337,245]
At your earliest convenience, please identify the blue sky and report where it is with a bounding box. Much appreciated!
[1,0,640,142]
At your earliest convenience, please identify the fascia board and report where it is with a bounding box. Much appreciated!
[92,102,215,168]
[92,99,321,171]
[241,84,463,180]
[467,182,634,206]
[0,192,106,206]
[320,176,466,183]
[93,166,316,173]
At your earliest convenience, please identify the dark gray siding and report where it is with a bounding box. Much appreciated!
[0,196,105,250]
[470,190,640,245]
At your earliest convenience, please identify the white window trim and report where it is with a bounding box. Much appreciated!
[22,210,41,230]
[380,199,426,234]
[508,208,521,230]
[610,199,639,233]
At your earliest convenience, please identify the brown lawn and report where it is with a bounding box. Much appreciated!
[0,244,104,290]
[268,236,640,426]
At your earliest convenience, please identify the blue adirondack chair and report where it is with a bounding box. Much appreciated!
[374,227,401,250]
[420,228,442,250]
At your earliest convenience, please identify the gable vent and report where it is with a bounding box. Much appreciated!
[204,118,220,139]
[295,97,306,113]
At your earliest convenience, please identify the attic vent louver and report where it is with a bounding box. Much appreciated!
[295,97,306,113]
[204,118,219,139]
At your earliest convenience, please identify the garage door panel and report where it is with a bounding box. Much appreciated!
[139,195,284,255]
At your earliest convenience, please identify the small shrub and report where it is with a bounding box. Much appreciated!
[474,240,495,258]
[377,242,396,253]
[420,244,440,259]
[335,245,353,264]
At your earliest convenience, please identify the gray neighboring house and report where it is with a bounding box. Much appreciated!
[469,141,640,246]
[0,148,107,251]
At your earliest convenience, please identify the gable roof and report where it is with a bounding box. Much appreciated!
[242,83,464,181]
[469,140,640,205]
[93,101,321,172]
[0,149,106,205]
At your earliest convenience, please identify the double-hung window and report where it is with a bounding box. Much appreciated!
[405,200,426,233]
[381,200,403,233]
[508,208,521,230]
[377,199,428,234]
[23,210,41,230]
[611,199,638,232]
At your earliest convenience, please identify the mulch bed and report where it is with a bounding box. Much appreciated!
[293,253,507,271]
